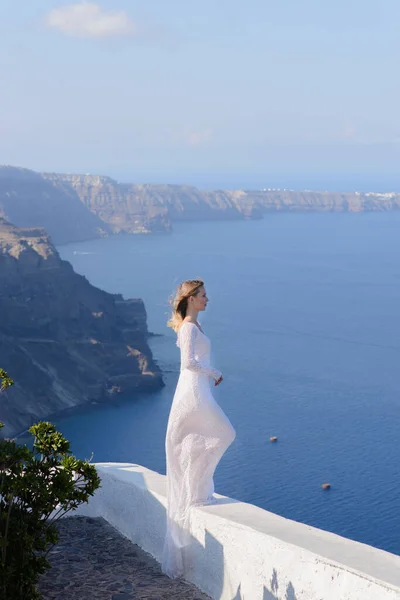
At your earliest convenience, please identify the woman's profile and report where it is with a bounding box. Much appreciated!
[162,279,236,578]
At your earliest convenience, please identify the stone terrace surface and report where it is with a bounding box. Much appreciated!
[39,516,211,600]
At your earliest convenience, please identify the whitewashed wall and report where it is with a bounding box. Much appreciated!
[74,463,400,600]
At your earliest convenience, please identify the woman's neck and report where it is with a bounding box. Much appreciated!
[185,307,199,322]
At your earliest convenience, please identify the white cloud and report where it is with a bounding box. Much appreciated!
[45,3,137,39]
[186,128,213,147]
[334,124,358,141]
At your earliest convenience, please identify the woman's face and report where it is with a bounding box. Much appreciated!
[191,286,208,312]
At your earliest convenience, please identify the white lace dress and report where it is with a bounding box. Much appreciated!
[162,321,236,578]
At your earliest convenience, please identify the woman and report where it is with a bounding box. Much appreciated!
[162,279,236,578]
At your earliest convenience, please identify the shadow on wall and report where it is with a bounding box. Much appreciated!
[262,571,298,600]
[96,464,300,600]
[182,512,300,600]
[232,573,298,600]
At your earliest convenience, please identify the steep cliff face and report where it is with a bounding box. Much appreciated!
[243,190,400,212]
[0,219,163,437]
[42,173,174,234]
[41,173,263,233]
[42,173,400,238]
[0,166,110,244]
[3,165,400,245]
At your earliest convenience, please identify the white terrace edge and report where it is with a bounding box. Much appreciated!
[73,463,400,600]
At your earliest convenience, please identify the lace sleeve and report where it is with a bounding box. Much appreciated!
[179,323,222,382]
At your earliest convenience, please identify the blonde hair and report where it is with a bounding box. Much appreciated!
[167,279,204,332]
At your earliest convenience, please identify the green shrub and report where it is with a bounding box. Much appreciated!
[0,369,101,600]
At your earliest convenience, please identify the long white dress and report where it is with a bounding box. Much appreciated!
[162,321,236,578]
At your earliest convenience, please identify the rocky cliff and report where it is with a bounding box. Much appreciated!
[42,173,400,237]
[241,189,400,212]
[0,166,110,244]
[2,165,400,245]
[0,218,163,437]
[42,173,262,233]
[42,173,174,234]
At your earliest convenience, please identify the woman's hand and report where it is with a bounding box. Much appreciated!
[214,375,223,386]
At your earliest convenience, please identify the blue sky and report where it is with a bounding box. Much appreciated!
[1,1,400,189]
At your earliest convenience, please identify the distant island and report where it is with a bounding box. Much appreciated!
[1,165,400,244]
[0,218,163,437]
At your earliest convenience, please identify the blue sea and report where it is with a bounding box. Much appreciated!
[57,212,400,556]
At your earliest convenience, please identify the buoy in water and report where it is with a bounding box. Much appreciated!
[270,436,278,442]
[322,483,331,490]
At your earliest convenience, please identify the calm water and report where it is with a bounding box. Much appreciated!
[57,213,400,555]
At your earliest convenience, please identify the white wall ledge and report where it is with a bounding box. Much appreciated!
[74,463,400,600]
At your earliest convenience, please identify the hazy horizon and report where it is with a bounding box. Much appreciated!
[6,162,400,195]
[112,171,400,193]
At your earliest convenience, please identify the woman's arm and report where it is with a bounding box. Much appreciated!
[179,323,222,382]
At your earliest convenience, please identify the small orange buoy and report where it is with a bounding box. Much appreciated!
[322,483,331,490]
[270,436,278,442]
